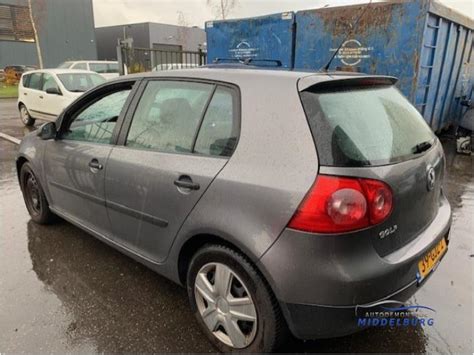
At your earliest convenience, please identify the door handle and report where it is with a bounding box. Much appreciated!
[174,176,200,191]
[39,95,44,99]
[88,159,103,171]
[23,92,27,96]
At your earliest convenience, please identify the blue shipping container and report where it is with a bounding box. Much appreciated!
[205,12,295,68]
[295,0,473,132]
[205,0,473,132]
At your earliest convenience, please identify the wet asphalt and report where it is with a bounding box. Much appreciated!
[0,98,472,353]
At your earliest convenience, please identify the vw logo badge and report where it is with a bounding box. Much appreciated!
[427,167,436,191]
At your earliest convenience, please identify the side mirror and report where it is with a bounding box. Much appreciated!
[38,122,57,140]
[46,87,61,95]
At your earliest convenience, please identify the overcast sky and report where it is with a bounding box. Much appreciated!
[93,0,473,28]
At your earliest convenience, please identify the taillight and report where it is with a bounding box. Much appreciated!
[288,175,393,233]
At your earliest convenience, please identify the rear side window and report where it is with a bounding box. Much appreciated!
[22,74,31,87]
[300,86,435,167]
[194,86,238,157]
[28,73,42,90]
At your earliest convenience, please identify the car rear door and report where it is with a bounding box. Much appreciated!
[20,72,42,116]
[105,79,240,262]
[43,81,136,237]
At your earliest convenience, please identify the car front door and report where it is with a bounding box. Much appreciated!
[43,81,136,237]
[105,79,240,262]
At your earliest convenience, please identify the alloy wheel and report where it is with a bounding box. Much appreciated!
[194,262,257,348]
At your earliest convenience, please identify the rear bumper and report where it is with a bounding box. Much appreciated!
[258,194,451,339]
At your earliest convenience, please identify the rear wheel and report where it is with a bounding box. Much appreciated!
[19,104,35,126]
[187,244,287,352]
[20,162,55,224]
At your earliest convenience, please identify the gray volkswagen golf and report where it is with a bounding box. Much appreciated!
[17,67,451,352]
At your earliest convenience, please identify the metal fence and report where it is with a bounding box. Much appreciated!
[119,46,207,74]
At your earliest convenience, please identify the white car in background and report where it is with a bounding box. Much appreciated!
[58,60,124,79]
[18,69,106,126]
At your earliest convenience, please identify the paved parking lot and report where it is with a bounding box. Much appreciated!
[0,98,472,352]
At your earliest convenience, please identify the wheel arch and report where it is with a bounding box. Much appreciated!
[176,232,278,300]
[16,155,29,183]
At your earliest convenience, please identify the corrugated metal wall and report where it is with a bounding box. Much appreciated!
[294,1,429,100]
[0,0,97,68]
[415,10,473,131]
[35,0,97,67]
[205,0,473,131]
[205,12,295,68]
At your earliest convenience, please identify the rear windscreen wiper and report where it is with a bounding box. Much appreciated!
[412,141,433,154]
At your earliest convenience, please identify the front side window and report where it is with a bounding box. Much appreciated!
[126,81,214,153]
[41,74,60,92]
[62,88,132,144]
[194,86,238,157]
[57,73,106,93]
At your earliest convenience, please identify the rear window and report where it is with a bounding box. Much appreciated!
[300,86,435,167]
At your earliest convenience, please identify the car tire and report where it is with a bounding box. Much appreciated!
[20,162,55,224]
[187,244,287,352]
[19,104,35,126]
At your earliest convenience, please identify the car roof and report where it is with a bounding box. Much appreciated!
[24,68,98,75]
[112,67,396,89]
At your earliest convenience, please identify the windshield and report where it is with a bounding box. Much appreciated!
[300,86,435,167]
[57,73,106,92]
[57,61,73,69]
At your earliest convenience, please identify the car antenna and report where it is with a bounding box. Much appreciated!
[321,0,372,72]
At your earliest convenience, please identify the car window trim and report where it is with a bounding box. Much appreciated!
[116,77,242,159]
[58,79,141,145]
[190,84,218,152]
[193,85,241,157]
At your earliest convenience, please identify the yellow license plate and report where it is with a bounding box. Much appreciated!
[418,238,447,279]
